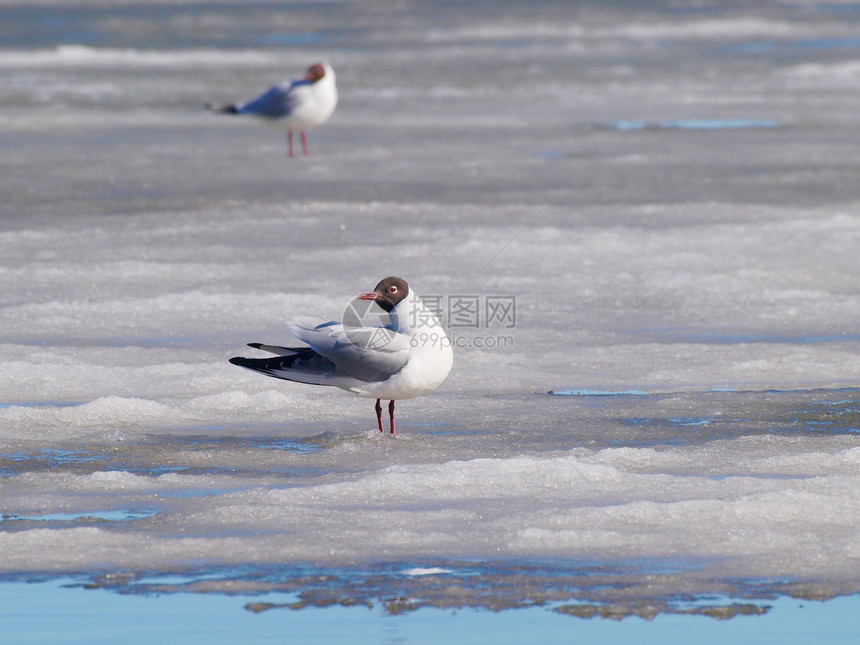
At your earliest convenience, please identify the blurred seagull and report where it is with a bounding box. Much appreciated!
[210,62,337,156]
[230,277,453,434]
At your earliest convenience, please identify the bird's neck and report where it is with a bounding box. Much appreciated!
[389,291,436,335]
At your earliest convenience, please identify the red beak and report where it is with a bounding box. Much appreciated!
[357,292,380,301]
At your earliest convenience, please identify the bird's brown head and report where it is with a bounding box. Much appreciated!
[304,63,327,83]
[357,276,409,312]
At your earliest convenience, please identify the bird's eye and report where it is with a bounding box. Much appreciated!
[389,286,398,293]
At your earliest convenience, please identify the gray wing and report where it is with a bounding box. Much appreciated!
[237,83,299,119]
[287,317,411,383]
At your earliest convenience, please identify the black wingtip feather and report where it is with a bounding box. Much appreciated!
[228,349,334,381]
[246,343,311,356]
[206,102,239,114]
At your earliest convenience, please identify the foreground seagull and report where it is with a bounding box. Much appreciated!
[230,277,453,434]
[211,62,337,156]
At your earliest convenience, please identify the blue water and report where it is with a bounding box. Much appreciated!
[0,510,156,523]
[609,119,782,131]
[0,579,858,645]
[548,389,652,396]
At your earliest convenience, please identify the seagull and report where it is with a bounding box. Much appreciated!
[210,62,338,157]
[230,277,454,434]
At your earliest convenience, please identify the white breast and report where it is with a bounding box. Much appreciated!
[281,67,338,131]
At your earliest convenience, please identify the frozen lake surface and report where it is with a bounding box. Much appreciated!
[1,0,860,640]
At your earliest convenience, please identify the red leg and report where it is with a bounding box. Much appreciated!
[388,400,396,435]
[300,131,308,156]
[287,131,293,157]
[375,399,384,433]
